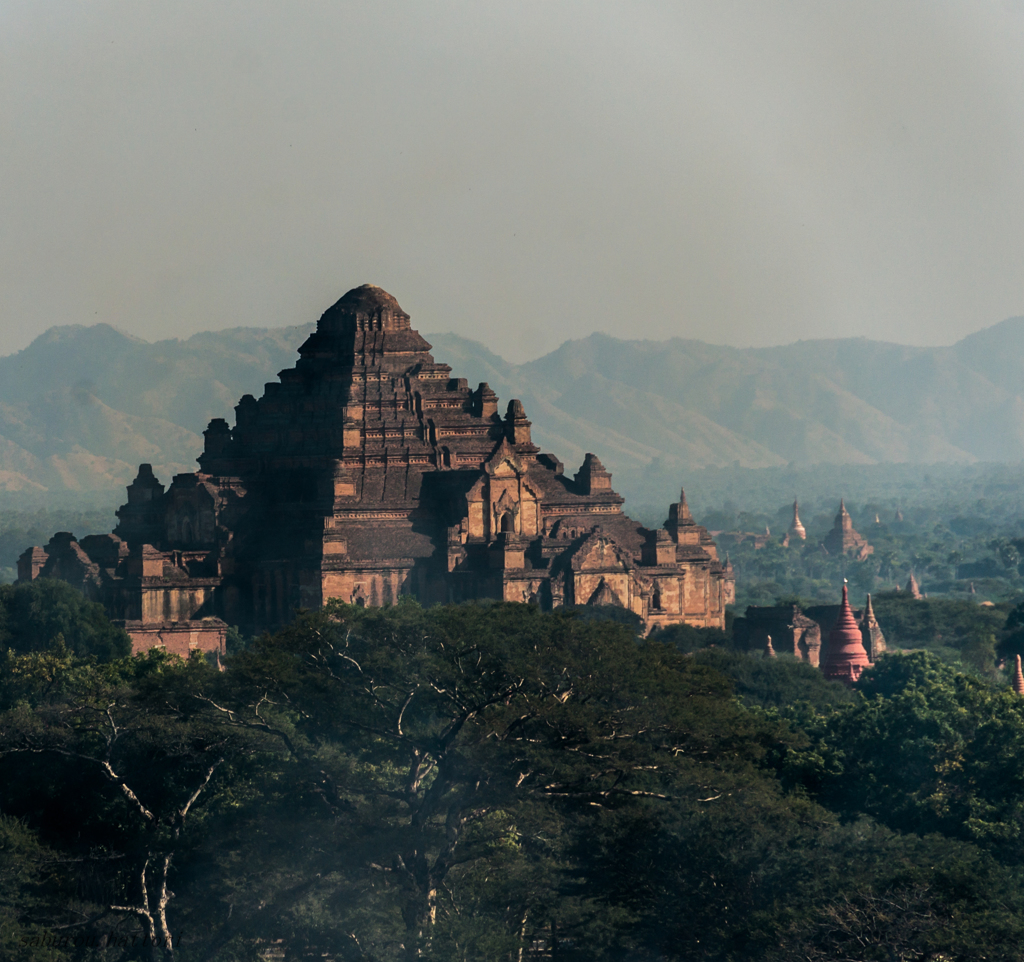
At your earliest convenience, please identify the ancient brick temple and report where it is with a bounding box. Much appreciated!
[18,285,733,653]
[822,499,873,559]
[736,589,886,671]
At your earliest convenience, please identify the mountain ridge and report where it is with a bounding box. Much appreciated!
[2,318,1023,500]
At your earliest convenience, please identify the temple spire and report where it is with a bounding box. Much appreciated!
[789,499,807,540]
[1013,655,1024,696]
[906,572,922,599]
[764,635,777,659]
[860,592,886,661]
[821,582,872,684]
[666,488,694,537]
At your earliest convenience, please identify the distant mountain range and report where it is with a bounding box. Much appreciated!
[2,317,1024,501]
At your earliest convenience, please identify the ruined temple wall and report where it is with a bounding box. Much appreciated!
[572,570,639,612]
[125,620,227,657]
[322,566,415,608]
[249,565,321,629]
[643,575,684,630]
[500,574,550,606]
[139,585,216,623]
[682,567,710,624]
[683,567,727,629]
[166,483,218,546]
[652,575,683,617]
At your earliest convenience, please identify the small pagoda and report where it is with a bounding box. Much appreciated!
[820,583,872,684]
[788,499,807,541]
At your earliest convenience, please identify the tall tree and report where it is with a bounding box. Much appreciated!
[0,646,278,960]
[219,600,799,960]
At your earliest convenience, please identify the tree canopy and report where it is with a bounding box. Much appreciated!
[0,579,131,661]
[5,600,1024,960]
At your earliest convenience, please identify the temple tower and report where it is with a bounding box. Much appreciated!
[821,583,872,684]
[860,593,886,661]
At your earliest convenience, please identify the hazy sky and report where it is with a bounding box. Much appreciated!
[4,1,1024,362]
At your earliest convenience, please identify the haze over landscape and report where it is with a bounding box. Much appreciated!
[5,1,1024,360]
[5,314,1024,506]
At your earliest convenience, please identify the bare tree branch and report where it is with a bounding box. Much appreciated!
[396,690,416,737]
[178,758,223,826]
[100,760,157,823]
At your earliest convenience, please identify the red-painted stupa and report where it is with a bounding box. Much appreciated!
[821,583,872,684]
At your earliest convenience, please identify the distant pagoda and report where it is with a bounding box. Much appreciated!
[788,499,807,541]
[822,500,873,560]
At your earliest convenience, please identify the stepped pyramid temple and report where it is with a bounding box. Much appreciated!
[18,285,734,655]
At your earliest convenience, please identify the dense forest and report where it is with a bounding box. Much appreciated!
[6,582,1024,960]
